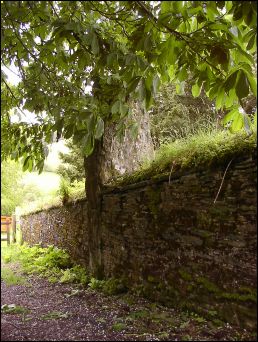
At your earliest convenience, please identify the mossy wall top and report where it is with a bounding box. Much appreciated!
[20,152,257,328]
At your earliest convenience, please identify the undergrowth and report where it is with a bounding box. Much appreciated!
[116,128,257,186]
[1,244,127,295]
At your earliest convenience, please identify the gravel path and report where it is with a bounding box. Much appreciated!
[1,263,256,341]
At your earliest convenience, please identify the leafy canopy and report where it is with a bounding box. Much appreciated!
[1,1,257,172]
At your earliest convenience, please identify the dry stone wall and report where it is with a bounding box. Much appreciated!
[21,152,257,329]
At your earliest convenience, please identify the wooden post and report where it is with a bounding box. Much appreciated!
[1,216,12,245]
[6,221,10,245]
[12,214,16,243]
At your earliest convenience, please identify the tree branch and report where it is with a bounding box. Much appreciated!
[135,1,224,76]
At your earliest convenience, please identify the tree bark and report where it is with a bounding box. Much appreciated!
[84,102,154,278]
[84,139,104,279]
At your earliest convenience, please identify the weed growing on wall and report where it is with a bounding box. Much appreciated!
[117,128,257,186]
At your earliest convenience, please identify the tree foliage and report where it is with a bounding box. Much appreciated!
[1,1,257,171]
[1,160,23,215]
[57,139,85,182]
[150,82,219,147]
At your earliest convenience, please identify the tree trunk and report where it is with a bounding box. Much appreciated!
[84,139,104,279]
[84,102,154,278]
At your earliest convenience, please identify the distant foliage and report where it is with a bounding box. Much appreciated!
[150,83,218,147]
[57,140,85,183]
[1,160,23,215]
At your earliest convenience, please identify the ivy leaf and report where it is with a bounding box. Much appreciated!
[95,117,104,140]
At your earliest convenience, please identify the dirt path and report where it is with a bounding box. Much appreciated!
[1,264,256,341]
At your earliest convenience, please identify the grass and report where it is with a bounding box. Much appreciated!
[1,267,27,285]
[116,128,257,186]
[1,243,28,285]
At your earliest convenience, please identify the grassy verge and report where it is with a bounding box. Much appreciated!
[116,128,256,186]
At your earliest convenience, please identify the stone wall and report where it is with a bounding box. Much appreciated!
[21,152,257,329]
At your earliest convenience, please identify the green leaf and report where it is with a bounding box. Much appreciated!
[207,83,219,100]
[64,124,74,139]
[192,83,201,97]
[224,71,238,94]
[236,45,254,65]
[127,77,141,93]
[144,35,152,51]
[22,156,30,172]
[111,100,120,115]
[230,112,244,132]
[95,118,104,140]
[161,1,171,13]
[81,133,94,157]
[158,13,173,25]
[86,114,95,133]
[235,70,249,100]
[215,87,225,109]
[224,89,237,108]
[107,53,117,67]
[91,32,99,55]
[246,33,255,51]
[233,5,243,22]
[177,67,187,82]
[243,70,257,97]
[120,103,128,117]
[209,23,229,31]
[222,108,239,125]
